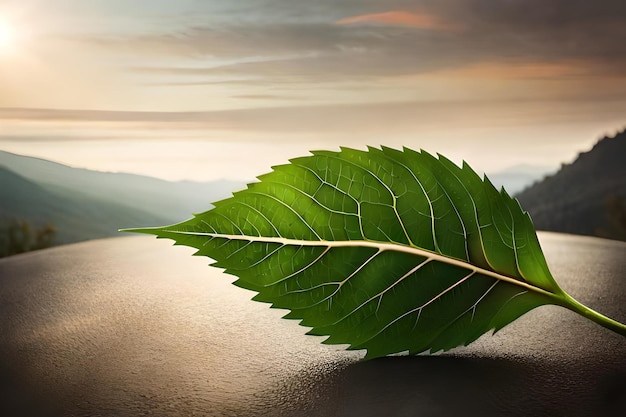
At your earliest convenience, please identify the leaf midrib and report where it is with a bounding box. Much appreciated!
[155,229,556,298]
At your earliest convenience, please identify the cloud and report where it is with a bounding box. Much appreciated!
[231,94,301,100]
[3,1,625,181]
[3,94,626,137]
[3,99,625,183]
[335,10,460,31]
[20,0,626,103]
[83,0,626,88]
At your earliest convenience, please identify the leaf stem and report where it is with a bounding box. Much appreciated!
[559,292,626,337]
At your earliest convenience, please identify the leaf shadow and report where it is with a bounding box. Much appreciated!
[263,354,626,417]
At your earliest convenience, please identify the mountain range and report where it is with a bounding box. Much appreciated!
[0,150,243,255]
[516,129,626,241]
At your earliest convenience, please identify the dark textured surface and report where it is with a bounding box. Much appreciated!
[0,232,624,416]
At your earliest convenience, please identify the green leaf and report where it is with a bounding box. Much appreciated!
[122,147,626,359]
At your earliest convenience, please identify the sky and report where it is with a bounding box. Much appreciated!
[0,0,625,182]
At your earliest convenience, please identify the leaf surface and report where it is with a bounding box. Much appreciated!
[124,147,626,358]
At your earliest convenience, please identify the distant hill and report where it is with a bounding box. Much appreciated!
[0,150,243,222]
[0,151,245,256]
[0,166,173,255]
[516,130,626,241]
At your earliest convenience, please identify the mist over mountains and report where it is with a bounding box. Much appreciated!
[0,151,243,256]
[0,166,167,244]
[0,151,243,220]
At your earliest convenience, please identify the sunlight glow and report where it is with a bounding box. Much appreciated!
[0,18,16,52]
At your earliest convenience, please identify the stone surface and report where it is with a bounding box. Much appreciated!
[0,232,625,416]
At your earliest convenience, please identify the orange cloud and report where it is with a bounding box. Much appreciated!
[432,61,596,80]
[335,10,459,31]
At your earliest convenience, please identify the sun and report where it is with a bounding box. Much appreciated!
[0,18,16,51]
